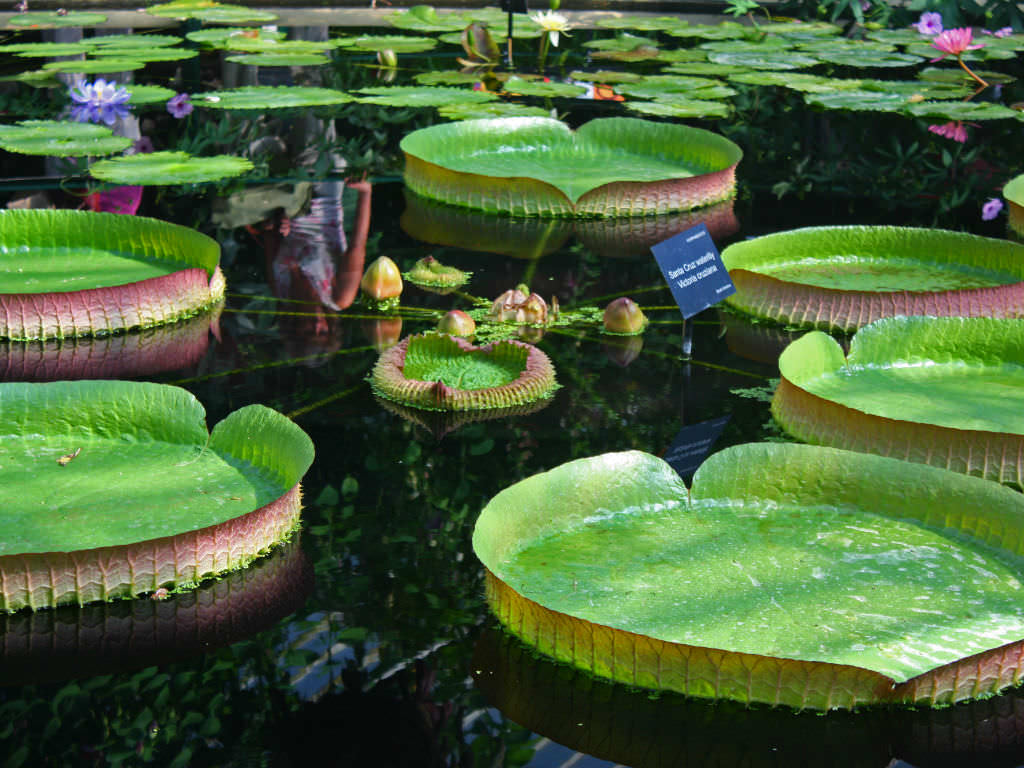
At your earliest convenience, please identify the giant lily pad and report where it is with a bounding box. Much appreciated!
[401,117,742,218]
[0,380,313,612]
[721,226,1024,331]
[370,333,558,411]
[773,316,1024,487]
[1007,172,1024,238]
[0,209,224,341]
[89,151,254,185]
[474,444,1024,710]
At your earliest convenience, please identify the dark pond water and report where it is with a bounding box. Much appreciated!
[1,8,1023,767]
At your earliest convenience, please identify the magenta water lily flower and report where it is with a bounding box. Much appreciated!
[166,93,193,118]
[982,198,1004,220]
[928,121,968,143]
[930,27,984,59]
[914,12,943,36]
[69,78,131,125]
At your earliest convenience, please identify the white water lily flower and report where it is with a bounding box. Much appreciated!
[529,10,571,47]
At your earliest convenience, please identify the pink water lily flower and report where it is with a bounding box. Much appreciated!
[928,121,968,143]
[930,27,984,60]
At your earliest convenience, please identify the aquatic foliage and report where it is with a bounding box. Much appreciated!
[722,226,1024,331]
[89,151,254,185]
[0,380,313,612]
[146,0,276,23]
[7,10,107,28]
[193,86,352,110]
[474,445,1024,710]
[355,86,496,108]
[1006,172,1024,238]
[0,209,224,341]
[402,117,741,218]
[405,255,471,289]
[370,333,558,412]
[0,120,132,157]
[773,316,1024,487]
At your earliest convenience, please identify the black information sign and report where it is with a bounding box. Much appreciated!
[663,415,731,479]
[651,223,736,319]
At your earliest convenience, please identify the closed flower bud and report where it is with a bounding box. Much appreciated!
[517,293,548,325]
[361,256,403,300]
[377,49,398,68]
[437,309,476,337]
[603,297,646,335]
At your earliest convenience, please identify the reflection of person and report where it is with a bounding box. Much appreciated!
[248,177,372,335]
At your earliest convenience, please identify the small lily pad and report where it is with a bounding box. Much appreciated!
[347,35,438,53]
[192,86,352,110]
[225,53,328,66]
[85,34,183,49]
[388,5,468,32]
[905,101,1020,121]
[805,90,912,112]
[729,71,856,92]
[814,51,924,68]
[708,51,820,70]
[146,1,277,23]
[699,38,794,53]
[42,59,146,75]
[7,11,107,28]
[666,62,752,76]
[356,86,497,108]
[583,34,659,52]
[591,46,662,62]
[503,77,588,99]
[186,27,285,45]
[89,151,254,185]
[568,69,644,84]
[595,15,686,32]
[0,120,132,157]
[90,48,197,63]
[5,42,93,56]
[437,102,551,121]
[665,23,747,40]
[414,71,486,86]
[123,84,178,106]
[626,99,731,119]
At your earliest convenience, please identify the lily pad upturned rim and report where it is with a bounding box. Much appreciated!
[401,116,742,218]
[0,380,314,612]
[370,333,558,412]
[0,209,224,341]
[1008,173,1024,237]
[721,225,1024,332]
[772,316,1024,487]
[474,444,1024,710]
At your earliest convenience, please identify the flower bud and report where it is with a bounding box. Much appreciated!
[490,288,528,321]
[377,49,398,68]
[603,297,646,335]
[437,310,476,337]
[517,293,548,325]
[361,256,403,300]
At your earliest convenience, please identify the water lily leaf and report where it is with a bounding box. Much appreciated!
[402,116,741,217]
[186,27,284,45]
[774,317,1024,486]
[766,21,841,36]
[905,101,1019,121]
[502,76,587,98]
[355,85,496,108]
[708,50,819,70]
[728,71,858,92]
[220,38,342,54]
[857,78,969,98]
[583,33,659,51]
[665,22,747,40]
[146,1,277,23]
[0,121,132,157]
[5,42,93,56]
[192,86,352,110]
[721,225,1024,331]
[626,98,731,118]
[615,75,730,99]
[866,29,923,45]
[804,90,911,112]
[656,48,709,63]
[7,11,107,28]
[814,51,924,67]
[388,5,468,32]
[0,69,61,86]
[225,53,328,66]
[568,69,644,84]
[90,47,197,63]
[42,59,146,74]
[85,34,183,48]
[346,34,438,53]
[795,39,894,55]
[595,15,686,32]
[0,379,313,612]
[591,46,663,62]
[89,151,254,185]
[474,444,1024,709]
[699,38,794,52]
[437,102,551,121]
[666,62,752,76]
[905,41,983,61]
[414,71,486,86]
[918,65,1016,84]
[123,84,178,106]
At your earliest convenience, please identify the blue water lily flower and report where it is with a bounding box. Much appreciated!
[69,78,132,125]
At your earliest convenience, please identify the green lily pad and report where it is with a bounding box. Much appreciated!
[665,22,747,40]
[347,34,438,53]
[90,48,196,63]
[616,75,734,100]
[568,69,644,84]
[626,98,732,119]
[474,444,1024,709]
[595,15,686,32]
[42,59,146,75]
[370,333,558,412]
[905,101,1020,121]
[918,66,1016,85]
[388,5,469,32]
[0,380,313,612]
[729,71,858,92]
[123,84,178,106]
[401,116,742,217]
[0,209,224,340]
[805,90,916,112]
[85,34,183,49]
[699,38,794,53]
[866,29,923,45]
[0,121,132,157]
[1007,172,1024,207]
[813,51,924,67]
[414,71,486,86]
[583,34,659,52]
[590,46,662,62]
[6,43,93,57]
[774,318,1024,487]
[89,151,254,186]
[1007,173,1024,238]
[657,48,710,63]
[185,27,284,45]
[666,62,752,76]
[404,255,471,288]
[437,102,551,121]
[192,86,352,110]
[708,50,820,70]
[220,38,341,54]
[722,225,1024,331]
[146,1,277,23]
[356,85,496,108]
[7,11,107,28]
[224,53,328,66]
[503,76,588,98]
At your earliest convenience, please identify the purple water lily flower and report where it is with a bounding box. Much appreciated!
[983,27,1013,38]
[982,198,1004,221]
[914,11,943,36]
[69,78,131,125]
[166,93,193,119]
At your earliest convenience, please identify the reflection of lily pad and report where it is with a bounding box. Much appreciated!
[0,380,313,612]
[774,317,1024,486]
[0,209,225,340]
[722,225,1024,331]
[370,333,558,412]
[89,151,254,185]
[7,11,107,28]
[193,86,352,110]
[402,116,742,217]
[0,121,131,157]
[475,444,1024,709]
[356,85,496,108]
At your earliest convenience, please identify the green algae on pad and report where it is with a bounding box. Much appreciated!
[474,445,1024,710]
[371,333,557,411]
[773,317,1024,487]
[0,209,224,340]
[402,117,741,218]
[0,380,313,612]
[722,226,1024,331]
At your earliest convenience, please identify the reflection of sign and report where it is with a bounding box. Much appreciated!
[651,223,735,319]
[663,415,731,479]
